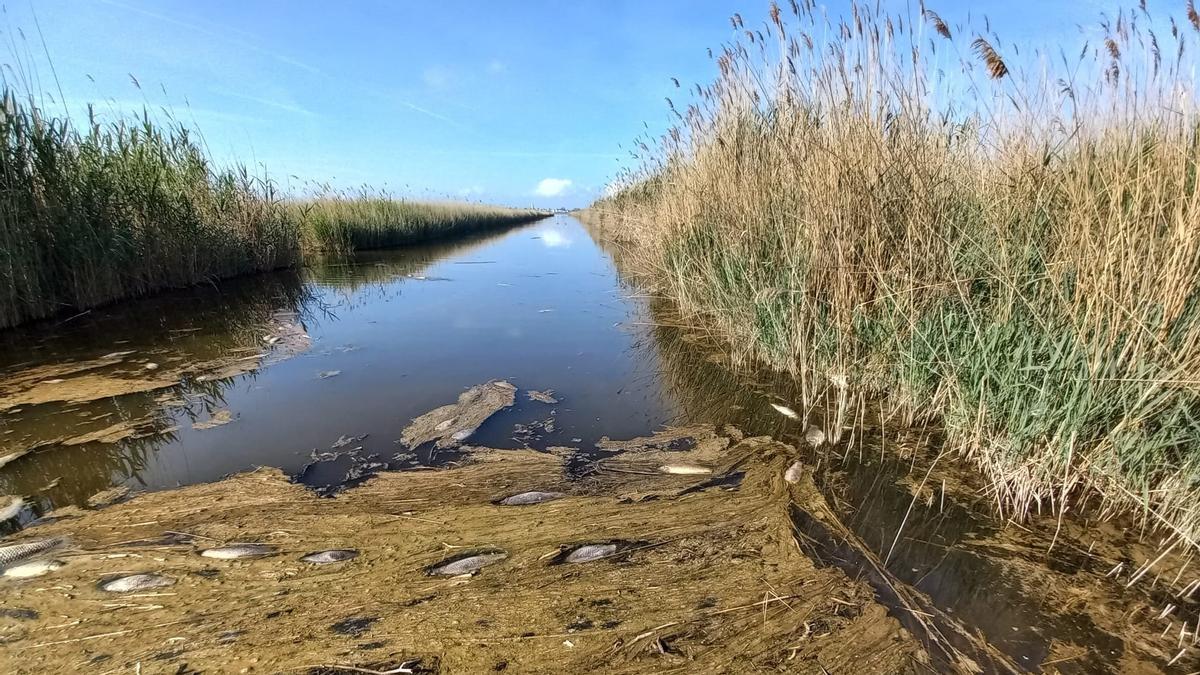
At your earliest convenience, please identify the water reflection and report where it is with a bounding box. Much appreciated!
[0,217,677,512]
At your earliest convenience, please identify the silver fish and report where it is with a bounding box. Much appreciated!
[100,573,175,593]
[300,549,359,564]
[770,403,799,419]
[0,538,66,569]
[658,463,712,475]
[450,427,477,442]
[428,551,508,576]
[804,425,826,446]
[565,544,618,563]
[784,460,806,484]
[199,544,277,560]
[3,559,65,579]
[499,491,566,506]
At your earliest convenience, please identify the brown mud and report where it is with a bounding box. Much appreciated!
[0,427,926,674]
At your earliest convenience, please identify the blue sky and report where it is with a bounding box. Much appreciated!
[3,0,1126,208]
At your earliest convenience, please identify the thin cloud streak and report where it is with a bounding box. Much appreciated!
[97,0,327,77]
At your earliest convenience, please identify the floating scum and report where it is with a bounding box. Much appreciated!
[0,426,937,674]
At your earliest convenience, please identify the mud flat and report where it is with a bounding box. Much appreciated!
[0,427,928,674]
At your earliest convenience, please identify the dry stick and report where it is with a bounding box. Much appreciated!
[297,664,417,675]
[1128,539,1179,588]
[30,619,190,648]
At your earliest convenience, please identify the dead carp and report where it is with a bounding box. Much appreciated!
[199,544,278,559]
[300,549,359,564]
[99,573,175,592]
[497,491,566,506]
[427,550,508,576]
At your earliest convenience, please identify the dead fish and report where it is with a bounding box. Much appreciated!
[3,559,65,579]
[0,495,24,522]
[450,427,476,442]
[300,549,359,564]
[318,370,341,379]
[770,403,799,419]
[565,544,618,563]
[498,491,566,506]
[433,418,456,432]
[427,551,508,576]
[0,538,66,568]
[99,573,175,593]
[101,350,136,359]
[804,425,826,446]
[144,362,159,370]
[784,460,805,483]
[658,464,712,475]
[199,544,277,560]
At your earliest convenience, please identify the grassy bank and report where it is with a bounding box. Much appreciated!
[0,90,302,330]
[594,3,1200,543]
[296,195,547,254]
[0,90,546,330]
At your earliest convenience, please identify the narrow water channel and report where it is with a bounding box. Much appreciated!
[0,215,1193,673]
[0,216,676,507]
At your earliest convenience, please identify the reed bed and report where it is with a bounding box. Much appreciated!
[296,194,547,254]
[0,88,546,329]
[595,2,1200,544]
[0,89,301,330]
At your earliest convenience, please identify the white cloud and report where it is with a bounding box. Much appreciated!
[534,178,573,197]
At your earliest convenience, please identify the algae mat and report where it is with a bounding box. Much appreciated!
[0,428,926,674]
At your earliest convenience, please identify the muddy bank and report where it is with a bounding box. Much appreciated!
[0,427,924,674]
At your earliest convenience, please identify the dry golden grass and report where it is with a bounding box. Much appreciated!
[595,2,1200,544]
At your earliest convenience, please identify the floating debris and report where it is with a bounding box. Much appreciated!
[319,370,342,379]
[498,491,566,506]
[199,544,278,560]
[99,573,175,593]
[527,389,559,404]
[87,485,132,509]
[804,425,826,447]
[0,538,66,568]
[301,549,359,564]
[144,362,159,370]
[770,403,799,419]
[427,550,508,576]
[658,463,712,475]
[564,543,618,564]
[784,460,806,483]
[331,434,368,450]
[192,409,236,430]
[3,559,65,579]
[0,495,25,522]
[401,381,516,449]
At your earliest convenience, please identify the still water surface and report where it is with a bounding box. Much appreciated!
[0,216,676,506]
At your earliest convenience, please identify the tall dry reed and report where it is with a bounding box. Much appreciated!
[596,1,1200,544]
